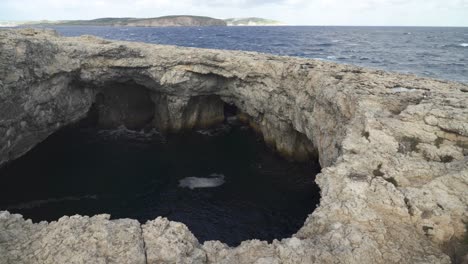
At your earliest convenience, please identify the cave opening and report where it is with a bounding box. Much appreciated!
[224,102,238,118]
[0,82,322,246]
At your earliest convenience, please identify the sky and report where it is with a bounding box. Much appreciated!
[1,0,467,26]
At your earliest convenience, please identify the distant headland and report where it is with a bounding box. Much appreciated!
[0,16,285,27]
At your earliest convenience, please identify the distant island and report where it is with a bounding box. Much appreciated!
[225,17,285,26]
[0,16,285,28]
[8,16,227,27]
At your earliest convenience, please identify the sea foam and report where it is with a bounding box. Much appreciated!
[179,173,225,190]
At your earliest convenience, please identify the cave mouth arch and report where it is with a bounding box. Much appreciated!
[0,81,322,246]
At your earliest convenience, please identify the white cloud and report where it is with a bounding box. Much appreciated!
[0,0,467,26]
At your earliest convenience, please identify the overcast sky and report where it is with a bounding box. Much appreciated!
[1,0,467,26]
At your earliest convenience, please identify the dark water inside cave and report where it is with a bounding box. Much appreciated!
[0,122,321,246]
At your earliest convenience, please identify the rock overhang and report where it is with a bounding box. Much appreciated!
[0,28,467,264]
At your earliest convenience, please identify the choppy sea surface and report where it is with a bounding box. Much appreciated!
[50,26,468,83]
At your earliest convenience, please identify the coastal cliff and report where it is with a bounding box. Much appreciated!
[0,28,467,264]
[225,17,285,26]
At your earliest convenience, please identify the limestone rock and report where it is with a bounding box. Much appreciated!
[0,28,467,263]
[142,217,206,264]
[0,211,146,264]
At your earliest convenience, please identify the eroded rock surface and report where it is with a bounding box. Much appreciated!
[0,211,145,264]
[0,28,467,263]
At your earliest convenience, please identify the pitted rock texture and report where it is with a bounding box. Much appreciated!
[0,211,146,264]
[0,28,467,263]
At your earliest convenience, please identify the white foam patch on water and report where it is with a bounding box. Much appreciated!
[179,173,225,190]
[196,125,230,137]
[98,125,162,141]
[460,43,468,47]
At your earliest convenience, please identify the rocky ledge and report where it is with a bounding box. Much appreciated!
[0,28,467,264]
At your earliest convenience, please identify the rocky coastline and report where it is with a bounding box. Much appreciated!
[0,28,467,263]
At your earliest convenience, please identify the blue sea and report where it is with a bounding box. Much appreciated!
[51,26,468,83]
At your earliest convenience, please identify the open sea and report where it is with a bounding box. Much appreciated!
[49,26,468,83]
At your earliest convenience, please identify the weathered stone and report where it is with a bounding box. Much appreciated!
[0,211,146,264]
[87,81,156,129]
[142,217,206,264]
[151,94,225,131]
[0,28,467,263]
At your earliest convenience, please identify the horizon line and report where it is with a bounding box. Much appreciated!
[0,17,467,28]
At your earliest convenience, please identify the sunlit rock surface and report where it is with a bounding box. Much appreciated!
[0,28,467,263]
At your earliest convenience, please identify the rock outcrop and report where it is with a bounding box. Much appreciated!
[0,28,467,264]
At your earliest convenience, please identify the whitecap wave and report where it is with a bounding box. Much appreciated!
[179,173,225,190]
[460,43,468,47]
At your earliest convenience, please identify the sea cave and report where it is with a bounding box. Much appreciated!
[0,80,322,246]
